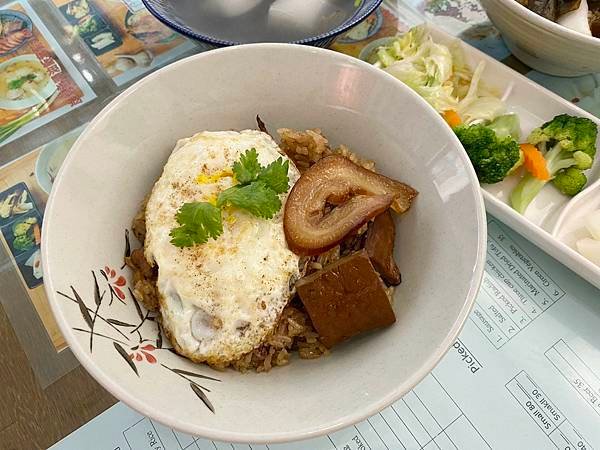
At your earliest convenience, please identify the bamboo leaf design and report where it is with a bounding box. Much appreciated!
[73,328,128,345]
[57,290,130,341]
[156,325,162,349]
[71,286,92,329]
[122,229,131,269]
[171,368,221,382]
[190,382,215,413]
[129,287,144,321]
[107,319,136,327]
[92,270,102,306]
[63,253,224,414]
[89,271,104,352]
[113,342,139,376]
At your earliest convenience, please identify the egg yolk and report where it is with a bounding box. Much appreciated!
[196,169,235,184]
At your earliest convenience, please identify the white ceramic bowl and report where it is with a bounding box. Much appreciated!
[553,178,600,269]
[35,126,84,194]
[42,44,486,444]
[480,0,600,77]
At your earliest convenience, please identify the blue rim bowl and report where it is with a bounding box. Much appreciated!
[141,0,384,47]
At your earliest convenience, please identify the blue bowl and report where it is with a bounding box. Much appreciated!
[141,0,383,47]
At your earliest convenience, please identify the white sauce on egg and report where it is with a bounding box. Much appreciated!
[144,130,301,365]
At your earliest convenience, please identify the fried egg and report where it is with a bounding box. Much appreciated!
[144,130,301,366]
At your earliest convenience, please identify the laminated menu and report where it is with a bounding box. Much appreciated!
[0,1,94,146]
[52,0,196,85]
[0,124,85,351]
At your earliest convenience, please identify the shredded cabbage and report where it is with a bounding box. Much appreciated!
[373,25,506,124]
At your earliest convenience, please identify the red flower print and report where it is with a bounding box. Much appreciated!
[129,344,157,364]
[102,266,127,302]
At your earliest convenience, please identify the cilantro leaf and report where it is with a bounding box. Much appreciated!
[257,158,289,194]
[169,148,291,248]
[217,182,281,219]
[8,73,36,90]
[169,202,223,248]
[232,148,261,184]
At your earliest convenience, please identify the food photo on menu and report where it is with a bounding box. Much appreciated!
[0,1,94,146]
[53,0,195,85]
[0,124,85,352]
[1,1,600,450]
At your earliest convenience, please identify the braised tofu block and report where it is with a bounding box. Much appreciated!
[296,249,396,348]
[365,210,401,285]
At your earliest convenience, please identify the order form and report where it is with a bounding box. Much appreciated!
[50,215,600,450]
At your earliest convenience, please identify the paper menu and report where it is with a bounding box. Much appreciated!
[50,216,600,450]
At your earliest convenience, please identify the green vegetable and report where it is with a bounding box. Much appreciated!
[232,148,261,184]
[486,113,521,140]
[0,91,57,144]
[170,149,290,248]
[528,114,597,158]
[376,47,397,68]
[75,16,99,35]
[231,147,290,192]
[553,167,587,196]
[255,157,289,194]
[13,221,30,236]
[511,114,598,213]
[373,25,506,124]
[454,114,523,184]
[8,74,36,90]
[455,62,506,124]
[13,233,33,251]
[374,26,457,113]
[12,216,36,238]
[217,182,281,219]
[169,202,222,248]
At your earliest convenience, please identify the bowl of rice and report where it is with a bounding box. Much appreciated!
[42,43,486,444]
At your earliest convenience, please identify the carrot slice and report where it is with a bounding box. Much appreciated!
[33,223,41,245]
[521,143,550,180]
[443,110,462,128]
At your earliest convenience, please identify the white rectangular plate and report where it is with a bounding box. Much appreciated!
[428,26,600,290]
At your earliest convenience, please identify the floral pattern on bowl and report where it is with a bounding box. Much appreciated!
[59,230,220,413]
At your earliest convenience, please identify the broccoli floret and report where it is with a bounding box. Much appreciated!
[574,151,593,170]
[13,233,33,251]
[454,122,522,184]
[511,114,598,214]
[507,149,524,176]
[529,114,597,157]
[553,168,587,196]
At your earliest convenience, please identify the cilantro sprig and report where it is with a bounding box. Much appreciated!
[232,148,262,184]
[169,202,222,248]
[169,148,290,248]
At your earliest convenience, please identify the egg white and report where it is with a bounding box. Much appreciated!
[144,130,301,366]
